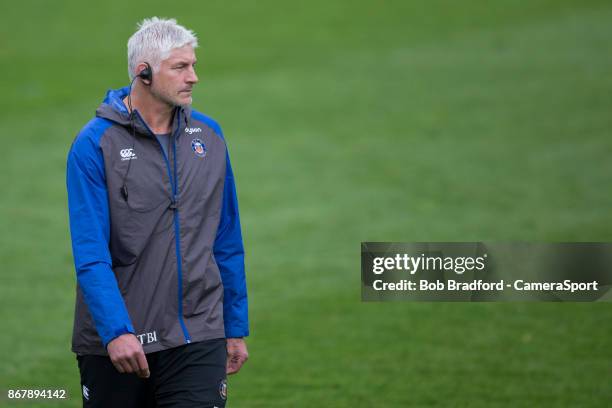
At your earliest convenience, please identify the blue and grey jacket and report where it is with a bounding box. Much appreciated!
[67,86,248,355]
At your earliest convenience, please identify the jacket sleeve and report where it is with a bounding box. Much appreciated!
[214,142,249,338]
[66,125,135,347]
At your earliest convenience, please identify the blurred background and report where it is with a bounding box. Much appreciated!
[1,0,611,406]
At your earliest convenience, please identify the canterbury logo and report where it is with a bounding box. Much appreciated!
[120,148,137,161]
[185,127,202,134]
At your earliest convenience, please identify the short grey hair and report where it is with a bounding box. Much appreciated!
[127,17,198,80]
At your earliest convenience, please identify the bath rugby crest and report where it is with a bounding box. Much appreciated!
[191,138,207,158]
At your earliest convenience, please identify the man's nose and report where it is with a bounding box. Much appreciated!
[187,66,198,84]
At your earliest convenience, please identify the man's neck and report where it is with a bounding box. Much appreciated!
[123,83,175,135]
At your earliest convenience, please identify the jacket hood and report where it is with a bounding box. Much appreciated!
[95,86,191,137]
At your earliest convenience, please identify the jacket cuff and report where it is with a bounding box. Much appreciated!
[103,323,136,348]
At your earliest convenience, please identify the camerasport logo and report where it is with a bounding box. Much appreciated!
[120,148,137,161]
[191,139,207,158]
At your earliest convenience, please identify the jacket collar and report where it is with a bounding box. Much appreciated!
[96,86,191,137]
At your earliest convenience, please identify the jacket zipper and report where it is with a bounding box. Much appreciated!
[134,110,192,344]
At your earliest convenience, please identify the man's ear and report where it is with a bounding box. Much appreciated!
[136,62,152,85]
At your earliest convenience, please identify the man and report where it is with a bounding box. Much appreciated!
[66,17,248,407]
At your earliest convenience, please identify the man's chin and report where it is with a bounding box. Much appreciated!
[152,92,192,108]
[176,96,193,107]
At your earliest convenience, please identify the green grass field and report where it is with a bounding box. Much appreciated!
[1,1,611,406]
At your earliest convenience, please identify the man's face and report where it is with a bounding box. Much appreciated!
[150,45,198,107]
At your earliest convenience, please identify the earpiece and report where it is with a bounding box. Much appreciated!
[138,62,152,85]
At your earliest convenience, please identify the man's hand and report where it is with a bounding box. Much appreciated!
[107,333,150,378]
[226,338,248,375]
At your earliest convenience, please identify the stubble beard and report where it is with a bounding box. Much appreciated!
[151,86,191,109]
